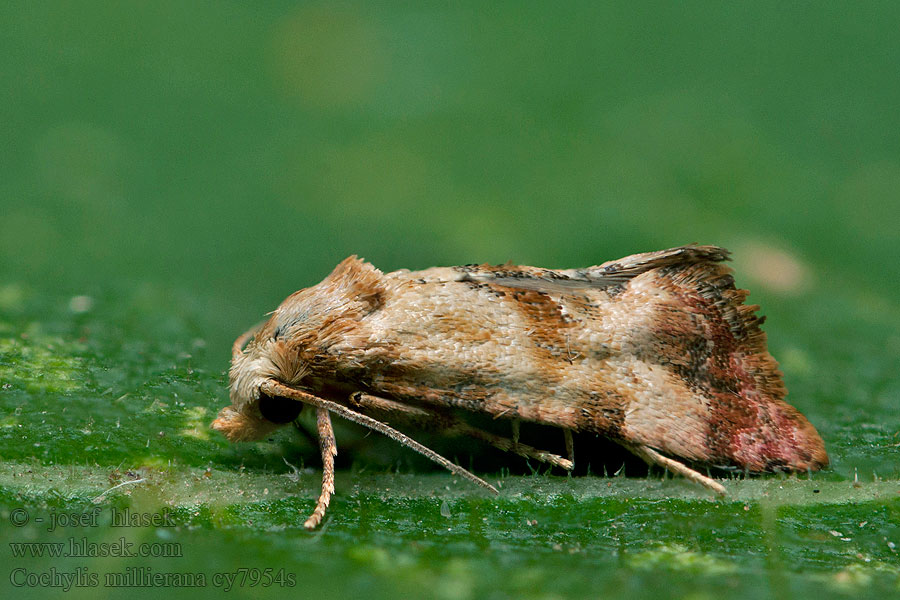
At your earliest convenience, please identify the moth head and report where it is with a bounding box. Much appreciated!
[211,256,385,442]
[211,313,309,442]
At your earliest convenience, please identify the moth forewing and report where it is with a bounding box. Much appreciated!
[211,245,828,527]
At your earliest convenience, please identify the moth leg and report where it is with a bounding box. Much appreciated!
[303,407,337,530]
[261,379,498,495]
[464,422,574,471]
[347,392,438,429]
[351,392,574,471]
[624,442,726,496]
[564,429,575,465]
[511,419,521,447]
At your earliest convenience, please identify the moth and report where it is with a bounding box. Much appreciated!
[212,245,828,528]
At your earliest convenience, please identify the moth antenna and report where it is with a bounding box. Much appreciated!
[624,443,726,496]
[304,407,336,530]
[261,379,499,495]
[232,320,266,359]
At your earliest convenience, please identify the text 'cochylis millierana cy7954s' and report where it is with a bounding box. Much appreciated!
[212,245,828,528]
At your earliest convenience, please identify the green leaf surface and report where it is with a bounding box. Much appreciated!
[2,2,899,599]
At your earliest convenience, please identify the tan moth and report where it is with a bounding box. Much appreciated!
[212,245,828,528]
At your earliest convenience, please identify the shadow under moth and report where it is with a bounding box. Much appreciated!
[212,245,828,528]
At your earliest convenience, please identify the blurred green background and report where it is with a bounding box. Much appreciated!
[1,2,898,599]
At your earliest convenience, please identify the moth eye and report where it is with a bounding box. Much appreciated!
[258,392,302,424]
